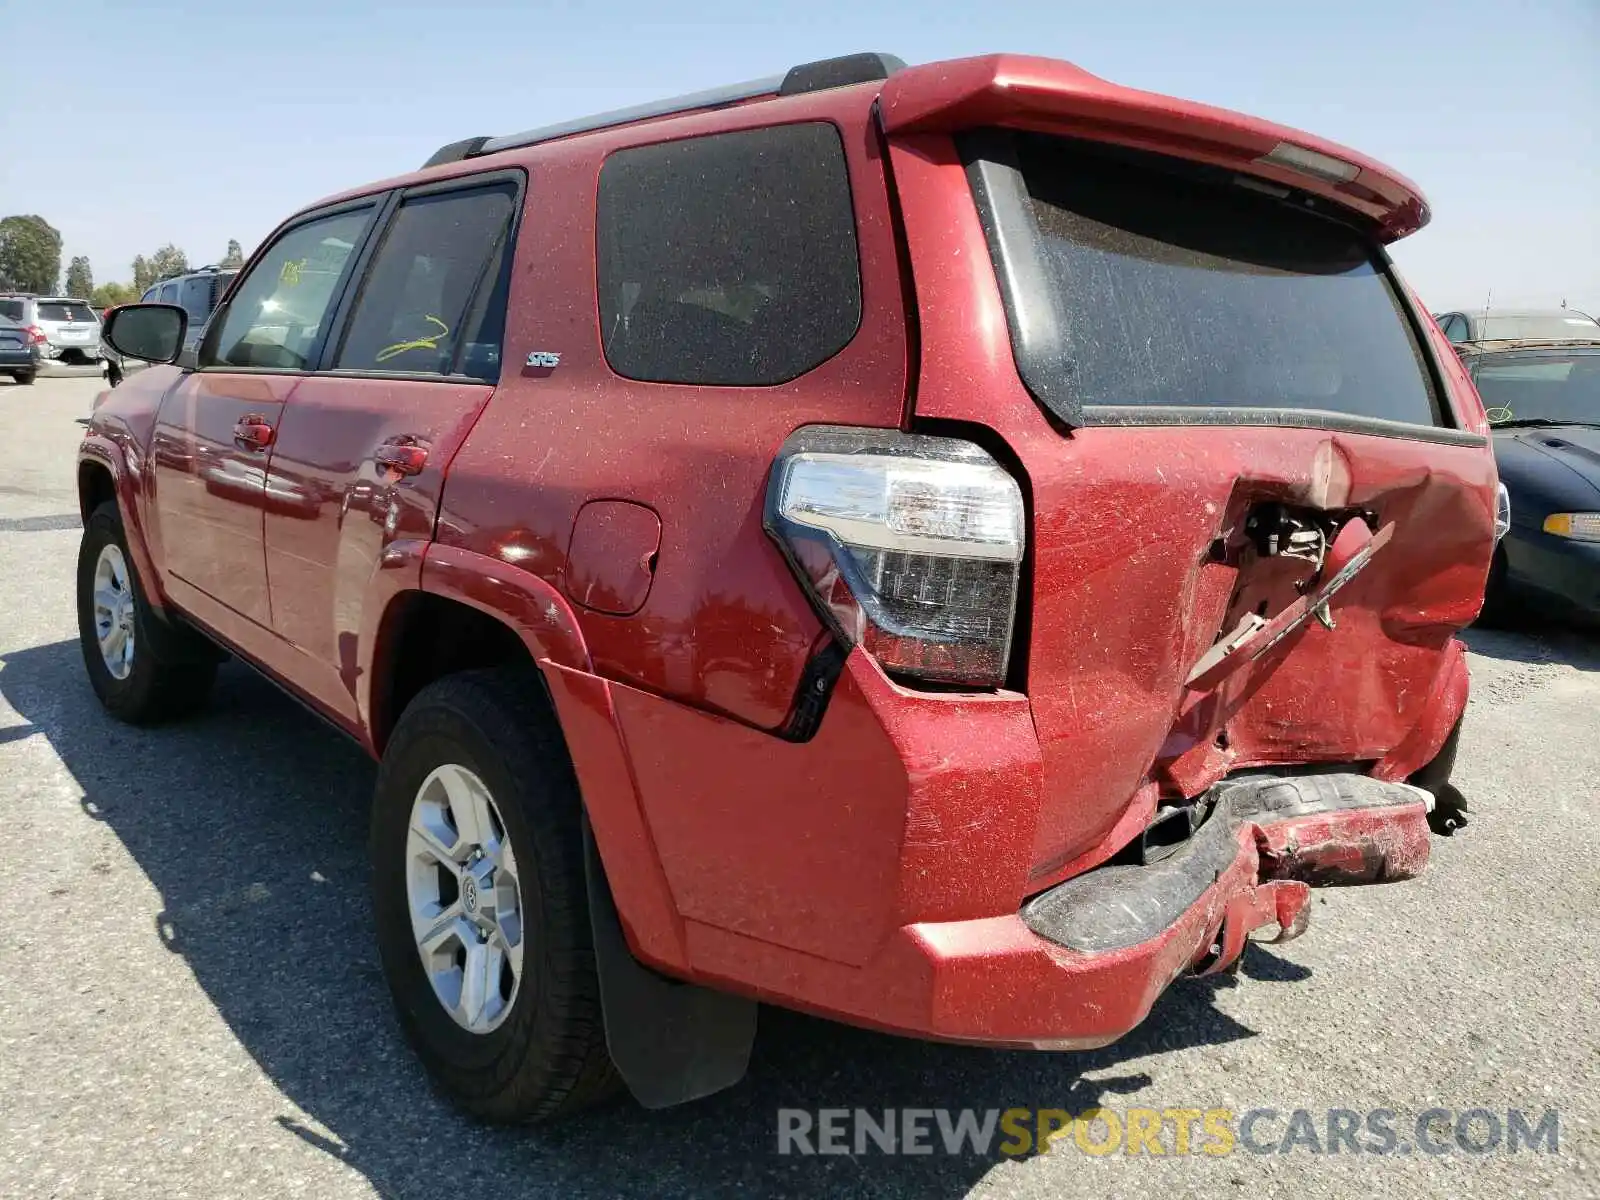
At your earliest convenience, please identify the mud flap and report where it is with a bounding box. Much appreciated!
[582,817,757,1109]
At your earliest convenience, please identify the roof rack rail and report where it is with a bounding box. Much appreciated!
[420,50,904,169]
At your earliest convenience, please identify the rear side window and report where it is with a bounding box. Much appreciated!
[157,283,179,304]
[597,122,861,387]
[336,184,515,380]
[972,133,1441,428]
[37,301,97,322]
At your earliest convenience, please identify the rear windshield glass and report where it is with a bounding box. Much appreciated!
[982,133,1440,427]
[1475,349,1600,425]
[36,301,98,323]
[0,299,26,321]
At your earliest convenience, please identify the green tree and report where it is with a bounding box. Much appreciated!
[150,243,189,281]
[90,282,140,308]
[220,239,245,269]
[132,255,157,292]
[64,256,94,300]
[0,215,63,293]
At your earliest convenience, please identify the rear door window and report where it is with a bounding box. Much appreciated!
[969,132,1442,429]
[596,122,862,387]
[157,283,179,305]
[206,207,373,370]
[334,183,516,380]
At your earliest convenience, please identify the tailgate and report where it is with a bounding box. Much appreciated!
[883,60,1497,881]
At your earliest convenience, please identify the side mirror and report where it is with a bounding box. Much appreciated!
[102,303,188,365]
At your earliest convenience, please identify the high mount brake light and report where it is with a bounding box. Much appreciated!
[1256,141,1360,185]
[765,426,1025,688]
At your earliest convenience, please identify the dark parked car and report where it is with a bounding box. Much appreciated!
[0,314,43,384]
[1463,340,1600,622]
[104,266,238,386]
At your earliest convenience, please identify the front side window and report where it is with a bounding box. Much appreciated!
[971,132,1442,429]
[597,122,862,387]
[206,207,372,370]
[335,184,515,379]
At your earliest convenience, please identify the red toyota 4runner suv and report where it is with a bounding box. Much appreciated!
[84,52,1502,1123]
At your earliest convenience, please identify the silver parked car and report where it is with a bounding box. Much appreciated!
[1432,307,1600,344]
[0,294,104,374]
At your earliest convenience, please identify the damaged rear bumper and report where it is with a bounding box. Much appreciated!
[791,774,1431,1049]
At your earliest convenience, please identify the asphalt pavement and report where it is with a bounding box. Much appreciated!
[1,375,1596,1199]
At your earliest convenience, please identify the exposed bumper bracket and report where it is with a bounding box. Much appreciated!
[1021,773,1432,958]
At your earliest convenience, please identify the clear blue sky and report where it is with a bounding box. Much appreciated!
[2,0,1595,314]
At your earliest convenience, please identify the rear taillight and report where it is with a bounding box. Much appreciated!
[765,426,1025,688]
[24,325,46,345]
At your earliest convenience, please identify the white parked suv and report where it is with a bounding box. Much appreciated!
[0,294,103,374]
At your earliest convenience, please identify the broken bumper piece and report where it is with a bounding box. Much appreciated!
[808,774,1432,1050]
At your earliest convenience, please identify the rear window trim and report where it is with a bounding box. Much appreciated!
[961,128,1466,441]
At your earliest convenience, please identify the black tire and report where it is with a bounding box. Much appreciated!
[370,669,621,1123]
[13,371,35,385]
[77,501,217,723]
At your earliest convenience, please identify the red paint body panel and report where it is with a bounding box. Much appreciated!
[149,371,301,629]
[79,52,1492,1060]
[418,543,592,673]
[262,375,494,725]
[436,84,909,731]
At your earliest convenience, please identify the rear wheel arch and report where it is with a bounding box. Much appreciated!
[369,591,549,756]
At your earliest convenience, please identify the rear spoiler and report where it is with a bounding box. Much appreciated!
[879,54,1429,242]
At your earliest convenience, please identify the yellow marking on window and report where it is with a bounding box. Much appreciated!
[375,314,450,363]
